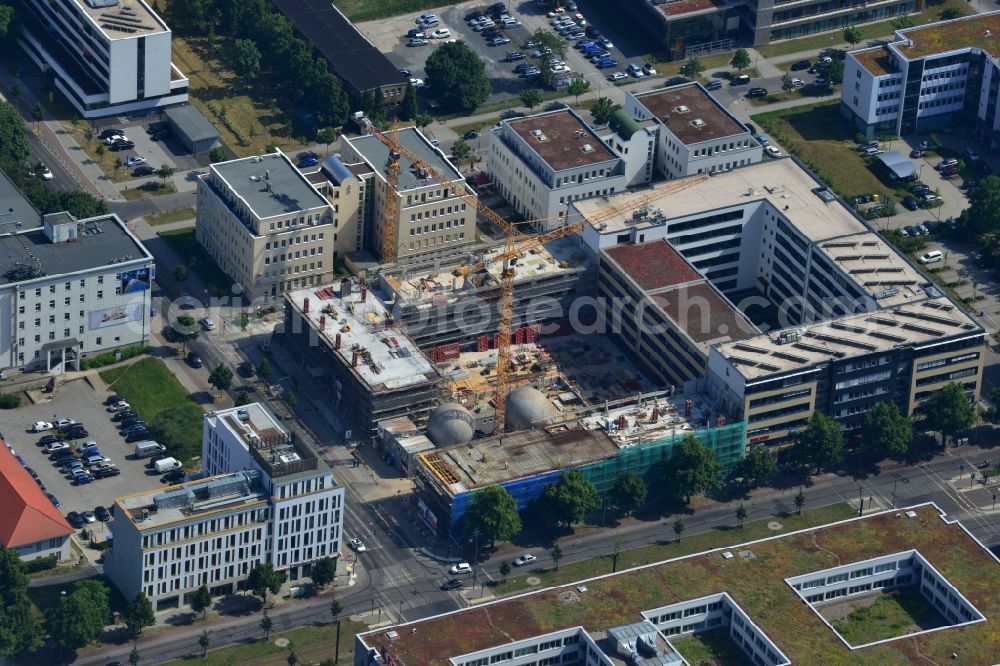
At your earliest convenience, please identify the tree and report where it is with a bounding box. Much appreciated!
[424,42,490,112]
[923,382,975,446]
[399,82,418,122]
[735,444,777,489]
[590,97,621,126]
[8,82,20,104]
[987,387,1000,425]
[730,48,751,71]
[550,544,562,570]
[415,113,433,129]
[794,412,843,473]
[464,485,522,547]
[316,127,336,155]
[329,598,342,622]
[199,630,210,658]
[498,560,511,584]
[47,579,110,651]
[566,78,590,103]
[0,547,43,657]
[673,518,685,542]
[0,102,31,166]
[0,5,13,42]
[129,644,141,666]
[680,58,704,80]
[231,39,262,82]
[235,391,254,407]
[114,156,123,179]
[208,364,234,391]
[156,164,175,183]
[663,435,722,504]
[286,392,298,407]
[843,26,862,47]
[30,103,43,131]
[260,610,273,640]
[794,488,805,515]
[173,265,189,282]
[609,471,647,516]
[940,6,965,20]
[125,592,155,637]
[96,143,106,164]
[191,585,212,620]
[736,503,747,529]
[257,358,273,381]
[519,88,543,110]
[963,176,1000,236]
[246,562,286,606]
[287,650,298,666]
[311,557,336,588]
[827,59,845,85]
[892,15,914,30]
[527,28,567,87]
[175,315,200,344]
[82,126,93,146]
[540,470,601,528]
[451,138,471,160]
[861,402,912,458]
[209,146,227,163]
[782,73,795,92]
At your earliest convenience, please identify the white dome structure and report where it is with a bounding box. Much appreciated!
[426,403,475,446]
[504,387,554,432]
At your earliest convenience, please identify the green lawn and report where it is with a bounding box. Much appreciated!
[121,182,177,201]
[493,503,856,596]
[759,0,975,59]
[673,630,753,666]
[145,208,196,227]
[751,102,902,201]
[99,357,204,464]
[164,619,366,665]
[830,587,946,646]
[158,228,235,296]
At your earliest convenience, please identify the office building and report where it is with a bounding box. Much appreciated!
[569,158,984,449]
[107,402,343,609]
[354,504,997,666]
[196,150,345,301]
[342,128,477,264]
[488,109,628,229]
[624,83,761,178]
[271,0,405,105]
[17,0,188,118]
[842,12,1000,141]
[0,212,153,372]
[0,442,73,562]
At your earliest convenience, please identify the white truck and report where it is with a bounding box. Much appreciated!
[134,441,166,458]
[154,457,182,473]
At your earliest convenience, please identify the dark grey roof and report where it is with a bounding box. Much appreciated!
[270,0,404,95]
[211,152,329,220]
[0,214,150,286]
[0,170,42,232]
[348,128,464,192]
[164,105,219,144]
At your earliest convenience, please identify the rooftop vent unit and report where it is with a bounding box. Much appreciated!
[575,130,586,138]
[581,143,594,153]
[531,129,548,142]
[690,118,706,129]
[776,329,802,344]
[673,105,690,113]
[874,287,899,300]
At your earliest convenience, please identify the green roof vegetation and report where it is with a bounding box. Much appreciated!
[897,12,1000,59]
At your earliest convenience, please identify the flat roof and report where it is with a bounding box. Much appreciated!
[75,0,167,39]
[657,0,726,17]
[210,151,329,221]
[505,109,619,172]
[852,47,898,76]
[347,128,465,192]
[0,169,41,231]
[0,214,150,286]
[359,504,1000,665]
[633,84,747,145]
[208,403,289,448]
[164,104,219,144]
[116,471,268,530]
[577,395,706,448]
[716,297,982,379]
[286,282,439,392]
[574,159,868,241]
[656,281,757,348]
[894,11,1000,60]
[271,0,404,93]
[817,232,927,308]
[603,240,701,291]
[419,427,620,495]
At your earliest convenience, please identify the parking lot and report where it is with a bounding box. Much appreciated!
[93,116,207,184]
[1,379,171,522]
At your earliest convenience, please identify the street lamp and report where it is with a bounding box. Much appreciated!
[892,473,900,509]
[858,485,864,516]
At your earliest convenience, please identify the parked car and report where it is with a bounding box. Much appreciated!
[112,409,138,422]
[504,51,525,62]
[107,401,130,412]
[67,511,86,527]
[964,147,979,161]
[765,146,783,158]
[863,146,883,156]
[513,553,537,567]
[39,165,53,180]
[607,71,627,81]
[73,472,95,485]
[46,493,60,508]
[746,87,768,98]
[199,317,216,331]
[902,196,919,211]
[599,37,614,49]
[790,59,811,71]
[45,441,69,454]
[910,149,924,158]
[109,140,134,152]
[596,59,619,69]
[705,80,723,91]
[125,429,152,443]
[93,465,121,479]
[94,506,111,522]
[118,417,145,429]
[642,63,658,76]
[626,63,644,78]
[81,511,97,523]
[755,134,769,146]
[430,28,451,39]
[730,74,751,86]
[297,155,319,168]
[104,134,127,145]
[39,434,61,445]
[100,128,125,140]
[349,537,367,552]
[407,37,429,46]
[936,158,958,171]
[487,36,511,46]
[121,423,149,436]
[449,562,472,575]
[463,130,479,140]
[564,31,584,40]
[187,352,204,368]
[31,421,53,432]
[406,28,425,38]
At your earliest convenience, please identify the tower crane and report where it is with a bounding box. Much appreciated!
[369,126,709,433]
[378,127,402,264]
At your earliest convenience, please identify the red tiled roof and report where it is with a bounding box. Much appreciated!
[604,240,701,292]
[0,443,72,549]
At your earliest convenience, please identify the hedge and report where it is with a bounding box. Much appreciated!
[0,393,21,409]
[24,555,58,574]
[80,344,147,370]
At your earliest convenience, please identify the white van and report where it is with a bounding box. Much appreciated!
[919,250,943,264]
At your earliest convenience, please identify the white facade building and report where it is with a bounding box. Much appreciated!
[106,403,344,610]
[488,109,627,230]
[18,0,189,118]
[0,212,153,372]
